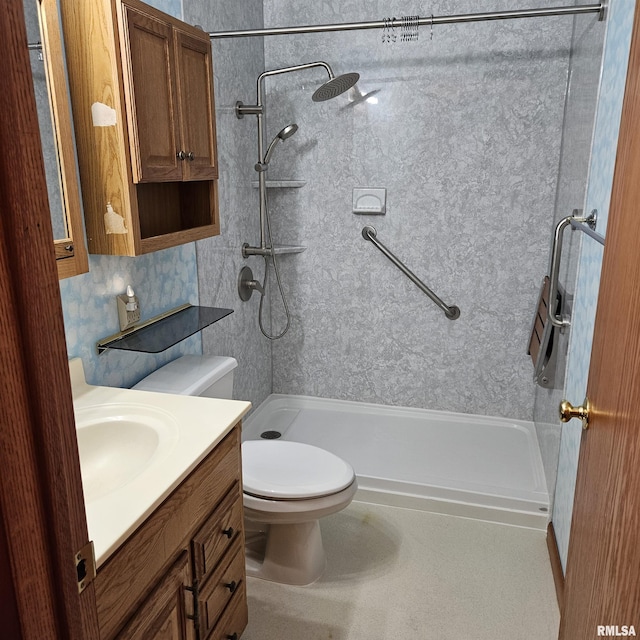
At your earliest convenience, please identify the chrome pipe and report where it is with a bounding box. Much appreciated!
[570,213,605,246]
[209,3,604,39]
[362,226,460,320]
[238,62,334,253]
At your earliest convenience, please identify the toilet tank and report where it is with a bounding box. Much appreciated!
[132,355,238,399]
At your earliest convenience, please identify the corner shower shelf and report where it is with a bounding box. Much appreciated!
[96,304,233,354]
[272,245,307,255]
[251,180,306,189]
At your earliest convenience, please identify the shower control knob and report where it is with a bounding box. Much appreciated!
[559,398,591,430]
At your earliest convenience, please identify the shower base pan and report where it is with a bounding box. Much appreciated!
[242,395,550,530]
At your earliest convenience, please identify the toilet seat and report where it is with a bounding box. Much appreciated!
[242,440,355,499]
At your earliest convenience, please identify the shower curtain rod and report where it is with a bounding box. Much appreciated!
[208,3,605,39]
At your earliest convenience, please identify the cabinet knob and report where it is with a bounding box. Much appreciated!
[187,151,195,161]
[224,580,237,593]
[176,150,186,161]
[226,634,238,640]
[222,526,234,539]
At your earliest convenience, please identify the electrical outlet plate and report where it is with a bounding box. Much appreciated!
[117,294,140,331]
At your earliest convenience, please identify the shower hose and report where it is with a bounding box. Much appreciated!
[258,185,291,340]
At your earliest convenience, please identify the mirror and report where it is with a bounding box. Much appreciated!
[25,0,88,279]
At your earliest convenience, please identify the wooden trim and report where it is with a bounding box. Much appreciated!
[0,0,99,638]
[547,522,565,613]
[38,0,89,280]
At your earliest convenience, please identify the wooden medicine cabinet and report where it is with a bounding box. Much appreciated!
[30,0,89,279]
[61,0,220,257]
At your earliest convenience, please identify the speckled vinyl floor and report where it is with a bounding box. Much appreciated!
[243,501,559,640]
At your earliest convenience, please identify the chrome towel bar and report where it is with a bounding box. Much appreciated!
[547,209,603,330]
[362,226,460,320]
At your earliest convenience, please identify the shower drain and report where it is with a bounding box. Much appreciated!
[260,430,282,440]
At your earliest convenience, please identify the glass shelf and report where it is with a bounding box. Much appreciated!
[97,304,233,354]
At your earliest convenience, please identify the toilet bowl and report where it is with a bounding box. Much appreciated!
[242,439,357,585]
[133,355,357,585]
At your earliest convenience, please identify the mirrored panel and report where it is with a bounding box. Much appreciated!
[25,0,88,278]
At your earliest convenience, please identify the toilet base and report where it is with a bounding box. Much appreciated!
[245,519,326,585]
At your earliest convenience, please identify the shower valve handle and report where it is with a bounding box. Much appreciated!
[238,266,265,300]
[247,279,264,295]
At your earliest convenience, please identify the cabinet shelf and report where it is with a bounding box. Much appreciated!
[97,304,233,354]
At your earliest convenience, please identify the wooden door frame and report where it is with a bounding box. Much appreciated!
[0,0,99,637]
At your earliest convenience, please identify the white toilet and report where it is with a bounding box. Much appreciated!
[133,354,357,585]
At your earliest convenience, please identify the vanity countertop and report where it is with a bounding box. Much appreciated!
[69,358,251,567]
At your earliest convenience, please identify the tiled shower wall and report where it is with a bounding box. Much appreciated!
[533,10,606,506]
[185,0,273,408]
[263,0,575,419]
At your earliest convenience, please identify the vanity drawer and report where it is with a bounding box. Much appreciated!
[198,548,247,640]
[192,482,243,583]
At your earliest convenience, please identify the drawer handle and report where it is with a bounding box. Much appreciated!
[224,580,238,593]
[226,634,238,640]
[222,526,234,539]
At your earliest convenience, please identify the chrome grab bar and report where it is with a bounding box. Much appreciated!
[361,226,460,320]
[548,209,601,330]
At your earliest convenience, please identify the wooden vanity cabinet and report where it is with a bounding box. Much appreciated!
[94,425,247,640]
[60,0,219,257]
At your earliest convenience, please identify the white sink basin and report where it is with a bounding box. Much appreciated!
[75,404,179,502]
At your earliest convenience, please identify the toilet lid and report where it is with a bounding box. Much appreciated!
[242,440,355,499]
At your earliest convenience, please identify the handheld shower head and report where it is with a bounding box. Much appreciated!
[312,72,360,102]
[277,123,299,141]
[263,123,299,166]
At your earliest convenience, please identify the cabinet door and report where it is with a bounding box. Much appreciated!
[115,552,195,640]
[122,4,183,183]
[174,29,218,181]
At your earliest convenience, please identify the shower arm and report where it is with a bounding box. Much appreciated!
[237,62,333,256]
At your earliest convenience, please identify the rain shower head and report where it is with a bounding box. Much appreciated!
[312,72,360,102]
[263,123,299,165]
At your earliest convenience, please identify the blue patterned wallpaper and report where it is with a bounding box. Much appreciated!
[57,0,204,389]
[552,0,636,573]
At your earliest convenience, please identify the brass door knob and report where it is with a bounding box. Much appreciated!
[559,398,591,430]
